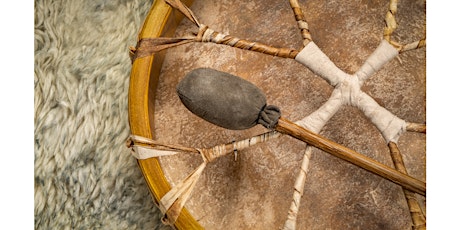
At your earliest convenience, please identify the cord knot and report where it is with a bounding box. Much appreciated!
[258,105,281,129]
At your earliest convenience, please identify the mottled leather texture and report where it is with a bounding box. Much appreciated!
[152,0,425,229]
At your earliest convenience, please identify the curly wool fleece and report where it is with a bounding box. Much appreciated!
[34,0,170,229]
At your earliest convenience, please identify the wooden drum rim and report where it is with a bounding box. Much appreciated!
[128,0,202,229]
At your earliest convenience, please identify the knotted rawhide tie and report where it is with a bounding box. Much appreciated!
[129,37,194,62]
[126,130,281,226]
[129,0,299,62]
[176,68,426,196]
[382,0,426,53]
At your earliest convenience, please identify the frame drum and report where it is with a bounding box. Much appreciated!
[128,0,426,229]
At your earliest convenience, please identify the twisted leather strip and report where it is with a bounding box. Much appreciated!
[129,0,299,62]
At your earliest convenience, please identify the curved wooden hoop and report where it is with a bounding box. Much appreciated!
[128,0,203,229]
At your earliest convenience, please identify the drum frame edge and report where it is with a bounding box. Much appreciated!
[128,0,203,229]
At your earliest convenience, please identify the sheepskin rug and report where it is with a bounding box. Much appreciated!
[34,0,170,229]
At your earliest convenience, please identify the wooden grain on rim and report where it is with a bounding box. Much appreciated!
[128,0,203,229]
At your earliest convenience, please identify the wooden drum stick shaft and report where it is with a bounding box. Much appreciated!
[275,117,426,196]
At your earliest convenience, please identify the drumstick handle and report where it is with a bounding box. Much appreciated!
[275,117,426,196]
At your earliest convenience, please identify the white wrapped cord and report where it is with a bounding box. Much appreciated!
[295,39,404,143]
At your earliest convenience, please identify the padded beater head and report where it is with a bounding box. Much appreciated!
[176,68,281,130]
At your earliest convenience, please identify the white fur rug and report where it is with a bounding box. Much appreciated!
[34,0,170,228]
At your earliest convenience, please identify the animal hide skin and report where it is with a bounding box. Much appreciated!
[34,0,171,229]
